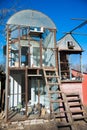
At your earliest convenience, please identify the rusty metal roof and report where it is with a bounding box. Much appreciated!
[7,10,56,29]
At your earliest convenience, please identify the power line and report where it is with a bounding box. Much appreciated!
[70,20,87,33]
[72,18,87,21]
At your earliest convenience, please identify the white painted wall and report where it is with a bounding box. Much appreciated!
[9,76,21,108]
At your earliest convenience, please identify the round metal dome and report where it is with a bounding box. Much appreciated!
[7,10,56,29]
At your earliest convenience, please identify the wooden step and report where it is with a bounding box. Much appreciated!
[47,83,60,85]
[58,122,72,128]
[55,115,66,118]
[73,116,87,121]
[53,111,70,119]
[71,110,84,115]
[66,93,79,97]
[43,68,56,71]
[48,90,63,94]
[47,85,60,90]
[50,99,65,103]
[53,111,70,114]
[45,75,59,78]
[69,103,83,108]
[27,74,42,77]
[67,98,81,102]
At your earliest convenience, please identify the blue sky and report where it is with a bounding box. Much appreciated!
[0,0,87,65]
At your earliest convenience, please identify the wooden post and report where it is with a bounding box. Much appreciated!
[25,68,28,118]
[37,69,40,104]
[28,28,31,67]
[18,25,21,67]
[40,39,42,67]
[58,51,61,79]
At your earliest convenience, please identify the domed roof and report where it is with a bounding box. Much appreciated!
[7,10,56,29]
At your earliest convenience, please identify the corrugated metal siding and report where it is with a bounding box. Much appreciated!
[7,10,56,29]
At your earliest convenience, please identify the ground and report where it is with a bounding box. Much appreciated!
[1,106,87,130]
[0,119,87,130]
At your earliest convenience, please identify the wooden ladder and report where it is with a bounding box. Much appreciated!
[43,67,76,130]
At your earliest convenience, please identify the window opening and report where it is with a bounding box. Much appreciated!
[60,52,82,81]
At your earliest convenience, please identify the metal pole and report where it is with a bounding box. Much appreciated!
[5,25,9,122]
